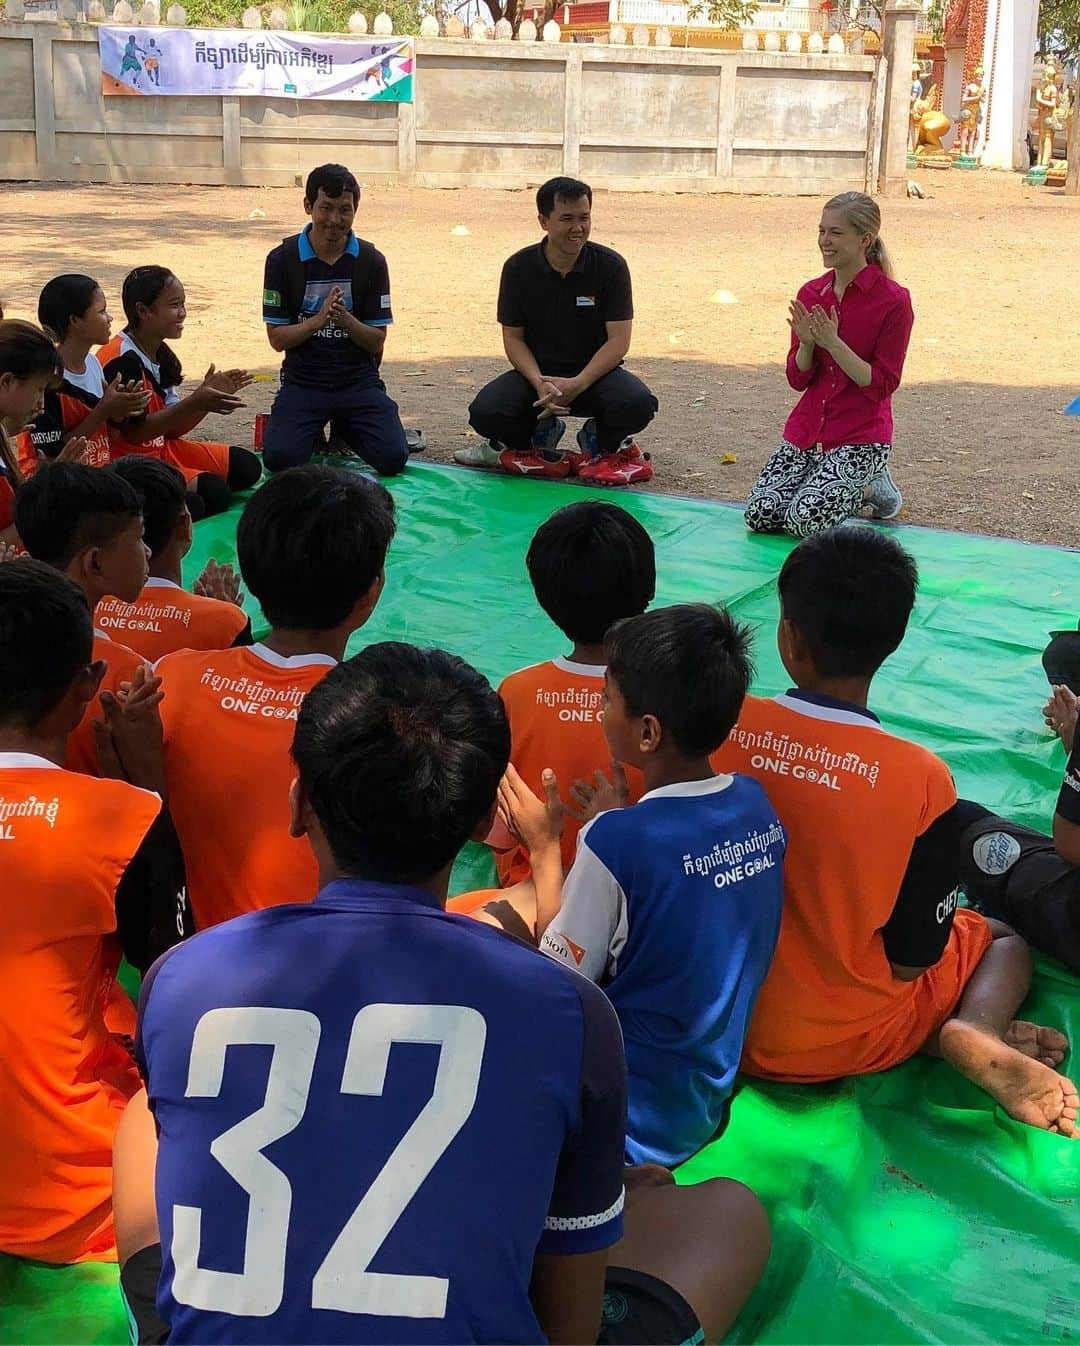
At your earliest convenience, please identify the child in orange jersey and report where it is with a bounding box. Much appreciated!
[491,500,654,885]
[98,456,251,660]
[0,319,64,546]
[100,266,261,518]
[155,464,395,929]
[713,527,1078,1136]
[0,561,187,1265]
[14,462,160,779]
[16,275,150,475]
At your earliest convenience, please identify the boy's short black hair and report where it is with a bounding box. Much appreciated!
[536,177,592,216]
[15,463,143,570]
[292,643,511,884]
[236,465,396,631]
[605,603,753,757]
[0,560,92,727]
[111,456,186,559]
[526,501,655,645]
[778,527,918,678]
[305,163,360,206]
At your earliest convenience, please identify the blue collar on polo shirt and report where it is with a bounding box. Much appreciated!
[298,223,360,262]
[314,877,445,913]
[784,687,880,724]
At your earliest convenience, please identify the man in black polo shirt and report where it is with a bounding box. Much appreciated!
[461,177,657,486]
[261,162,408,475]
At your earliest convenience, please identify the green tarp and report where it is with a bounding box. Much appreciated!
[2,463,1078,1344]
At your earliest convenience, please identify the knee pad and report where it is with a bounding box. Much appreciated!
[227,446,262,491]
[1043,630,1080,696]
[191,472,232,518]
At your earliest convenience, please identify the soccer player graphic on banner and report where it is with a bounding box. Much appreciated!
[120,34,148,89]
[144,40,162,87]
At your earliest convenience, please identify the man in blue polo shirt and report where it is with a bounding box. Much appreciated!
[261,163,409,476]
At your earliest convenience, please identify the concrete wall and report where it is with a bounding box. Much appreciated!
[0,23,882,194]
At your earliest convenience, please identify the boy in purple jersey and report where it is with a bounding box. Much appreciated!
[113,642,771,1345]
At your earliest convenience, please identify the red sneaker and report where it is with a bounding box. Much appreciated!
[498,448,573,480]
[576,441,653,487]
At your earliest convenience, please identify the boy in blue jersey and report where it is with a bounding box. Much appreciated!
[112,642,771,1345]
[540,604,787,1168]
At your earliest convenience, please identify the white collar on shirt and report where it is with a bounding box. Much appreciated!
[551,656,606,677]
[143,577,181,591]
[249,642,337,670]
[0,751,60,770]
[639,774,734,805]
[772,690,882,731]
[119,330,160,379]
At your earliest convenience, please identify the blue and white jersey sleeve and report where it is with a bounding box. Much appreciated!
[540,821,628,983]
[540,977,626,1256]
[359,249,393,328]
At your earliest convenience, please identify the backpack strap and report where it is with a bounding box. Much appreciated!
[280,234,382,366]
[280,234,306,324]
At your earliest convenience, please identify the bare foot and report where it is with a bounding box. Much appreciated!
[1005,1020,1069,1068]
[939,1020,1079,1136]
[1043,685,1079,754]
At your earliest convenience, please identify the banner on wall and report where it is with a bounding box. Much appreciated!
[98,26,414,100]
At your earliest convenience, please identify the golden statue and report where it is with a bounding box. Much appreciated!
[911,85,952,158]
[1047,84,1075,182]
[956,65,985,156]
[1036,63,1060,168]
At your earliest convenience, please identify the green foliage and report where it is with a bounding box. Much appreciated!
[1039,0,1080,60]
[180,0,422,32]
[924,0,945,42]
[686,0,756,27]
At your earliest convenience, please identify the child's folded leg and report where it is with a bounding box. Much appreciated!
[603,1175,771,1345]
[920,917,1078,1136]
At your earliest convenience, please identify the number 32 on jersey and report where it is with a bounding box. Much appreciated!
[171,1002,487,1320]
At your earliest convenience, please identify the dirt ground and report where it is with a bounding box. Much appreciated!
[2,172,1078,546]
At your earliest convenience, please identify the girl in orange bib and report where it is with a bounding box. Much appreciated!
[0,319,64,546]
[101,266,261,517]
[17,274,150,477]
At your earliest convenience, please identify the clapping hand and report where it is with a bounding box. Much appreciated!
[194,559,243,607]
[195,365,245,416]
[328,290,358,331]
[568,761,630,824]
[113,664,165,720]
[203,365,253,394]
[496,763,565,857]
[1044,684,1079,754]
[807,304,840,352]
[97,665,165,790]
[52,436,90,465]
[788,298,815,345]
[315,286,345,327]
[99,374,152,421]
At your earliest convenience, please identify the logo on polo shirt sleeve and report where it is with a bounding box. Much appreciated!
[576,295,596,308]
[263,288,283,308]
[380,294,391,309]
[542,927,587,965]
